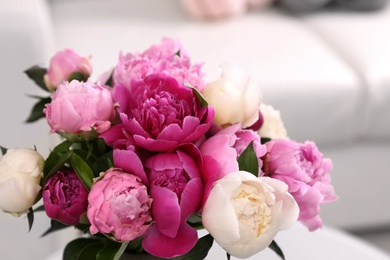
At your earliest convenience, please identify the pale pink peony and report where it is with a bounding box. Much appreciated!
[42,170,88,225]
[87,169,152,242]
[200,123,266,181]
[263,140,338,231]
[113,38,205,91]
[44,80,115,141]
[105,73,214,152]
[114,144,203,258]
[44,49,92,91]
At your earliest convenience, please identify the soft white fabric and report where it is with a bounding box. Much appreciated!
[320,142,390,229]
[303,5,390,140]
[50,0,361,145]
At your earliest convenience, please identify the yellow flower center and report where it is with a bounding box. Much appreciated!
[231,184,272,237]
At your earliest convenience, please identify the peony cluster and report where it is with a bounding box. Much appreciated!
[0,38,337,260]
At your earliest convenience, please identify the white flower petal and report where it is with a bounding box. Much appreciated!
[203,183,240,244]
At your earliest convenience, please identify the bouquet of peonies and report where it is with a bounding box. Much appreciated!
[0,38,337,259]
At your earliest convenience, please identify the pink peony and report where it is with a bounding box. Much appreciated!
[113,38,205,91]
[200,124,267,181]
[44,49,92,91]
[42,170,88,225]
[105,73,214,152]
[44,80,115,141]
[263,140,338,231]
[87,169,152,242]
[114,144,203,258]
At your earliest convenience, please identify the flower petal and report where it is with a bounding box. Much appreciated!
[150,186,181,238]
[143,223,198,258]
[113,149,148,185]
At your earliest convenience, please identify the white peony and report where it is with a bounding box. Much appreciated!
[0,148,44,216]
[258,103,288,140]
[202,63,261,128]
[202,171,299,259]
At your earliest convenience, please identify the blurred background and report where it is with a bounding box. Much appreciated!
[1,0,390,259]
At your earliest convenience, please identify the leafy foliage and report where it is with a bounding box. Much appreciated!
[24,65,49,92]
[171,234,214,260]
[269,240,285,260]
[238,141,259,176]
[25,96,51,123]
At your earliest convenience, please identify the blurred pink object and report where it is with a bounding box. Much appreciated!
[180,0,273,20]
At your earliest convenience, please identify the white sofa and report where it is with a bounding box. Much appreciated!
[1,0,390,259]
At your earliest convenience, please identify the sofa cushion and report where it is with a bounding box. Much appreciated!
[50,0,361,146]
[303,5,390,141]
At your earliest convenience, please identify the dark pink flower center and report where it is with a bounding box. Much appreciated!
[151,168,190,200]
[133,87,195,138]
[50,174,80,208]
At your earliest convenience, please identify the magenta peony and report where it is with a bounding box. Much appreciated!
[44,49,92,91]
[105,73,214,152]
[87,169,152,242]
[114,144,203,258]
[44,80,115,141]
[42,170,88,225]
[263,140,338,231]
[113,38,205,91]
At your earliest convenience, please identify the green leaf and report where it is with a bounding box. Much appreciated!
[172,234,214,260]
[43,150,73,184]
[126,236,145,254]
[0,146,7,155]
[25,96,51,123]
[261,137,271,144]
[63,238,104,260]
[97,240,129,260]
[24,65,49,92]
[68,72,88,82]
[187,213,204,230]
[104,71,114,87]
[92,151,113,177]
[73,147,96,167]
[43,140,73,176]
[41,220,69,237]
[34,205,45,212]
[269,240,285,260]
[69,152,94,190]
[185,83,208,108]
[27,208,34,232]
[237,141,259,177]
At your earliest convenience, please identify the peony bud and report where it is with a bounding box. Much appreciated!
[44,49,92,91]
[202,63,261,128]
[0,148,44,216]
[44,80,115,142]
[42,170,88,225]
